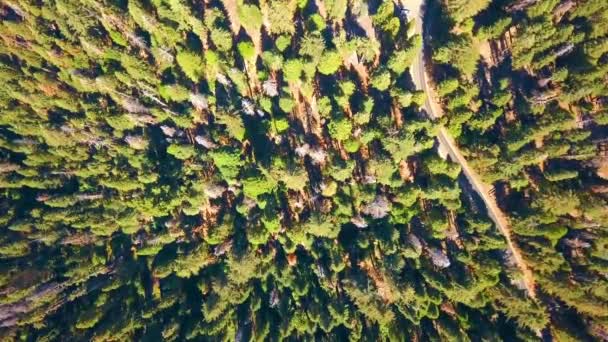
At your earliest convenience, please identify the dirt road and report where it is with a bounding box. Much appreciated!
[402,0,537,298]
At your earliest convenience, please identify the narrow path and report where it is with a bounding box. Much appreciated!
[403,0,537,299]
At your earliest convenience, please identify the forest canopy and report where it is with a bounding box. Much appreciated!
[0,0,607,341]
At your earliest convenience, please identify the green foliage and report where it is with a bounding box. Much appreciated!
[317,50,343,75]
[477,17,512,39]
[447,0,491,23]
[382,134,430,162]
[237,41,256,62]
[436,78,460,97]
[238,4,263,34]
[267,0,297,35]
[216,112,246,141]
[0,0,602,340]
[177,50,205,82]
[325,0,348,22]
[387,36,421,75]
[271,117,290,133]
[299,34,326,58]
[425,156,461,179]
[279,96,295,113]
[210,149,244,182]
[305,216,340,238]
[167,145,196,160]
[371,69,392,91]
[328,117,353,141]
[283,59,304,82]
[373,0,401,36]
[210,28,233,52]
[433,35,479,78]
[545,169,579,182]
[275,35,292,52]
[242,173,278,199]
[279,169,308,191]
[159,84,191,102]
[105,115,136,131]
[261,51,284,71]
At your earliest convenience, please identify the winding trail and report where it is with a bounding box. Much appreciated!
[402,0,537,298]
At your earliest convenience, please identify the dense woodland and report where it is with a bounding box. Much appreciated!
[0,0,606,340]
[428,0,608,339]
